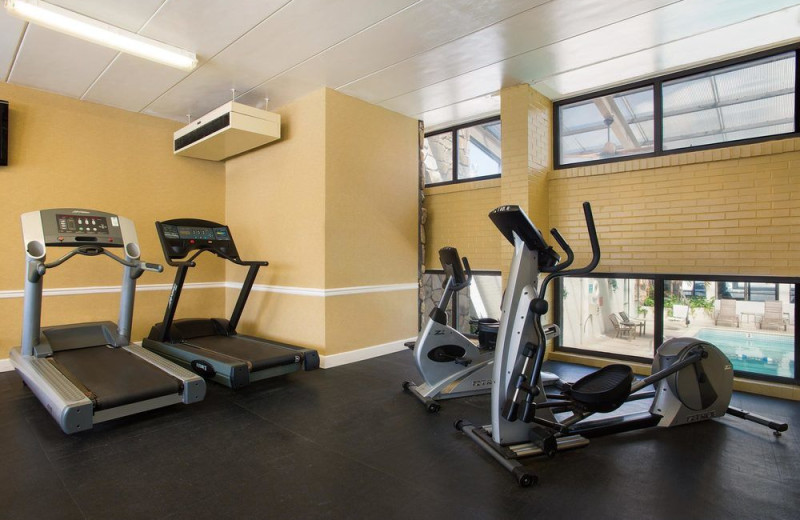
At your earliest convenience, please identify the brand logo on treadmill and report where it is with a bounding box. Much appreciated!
[71,210,91,214]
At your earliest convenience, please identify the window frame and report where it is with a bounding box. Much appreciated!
[554,44,800,169]
[424,116,501,187]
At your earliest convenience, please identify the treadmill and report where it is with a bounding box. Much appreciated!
[10,209,206,434]
[143,218,320,389]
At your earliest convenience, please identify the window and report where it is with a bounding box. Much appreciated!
[559,86,654,165]
[557,274,798,383]
[423,118,501,186]
[718,282,778,301]
[555,48,797,168]
[663,53,795,150]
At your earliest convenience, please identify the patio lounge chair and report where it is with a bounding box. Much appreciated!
[668,304,689,327]
[609,313,637,340]
[715,299,739,328]
[760,301,787,331]
[619,311,645,336]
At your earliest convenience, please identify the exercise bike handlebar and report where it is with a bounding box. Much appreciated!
[548,228,574,272]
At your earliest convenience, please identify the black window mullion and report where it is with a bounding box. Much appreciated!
[795,50,799,133]
[451,129,459,182]
[654,79,663,154]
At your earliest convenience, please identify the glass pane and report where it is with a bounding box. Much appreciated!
[422,133,453,184]
[663,52,795,151]
[455,273,503,335]
[457,121,501,180]
[666,280,794,379]
[749,283,777,302]
[561,277,654,358]
[559,86,654,165]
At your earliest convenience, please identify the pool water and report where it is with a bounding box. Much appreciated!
[694,328,795,378]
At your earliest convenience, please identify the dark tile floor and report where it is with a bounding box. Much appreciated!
[1,353,797,520]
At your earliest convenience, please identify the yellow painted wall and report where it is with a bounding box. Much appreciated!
[226,88,418,355]
[0,82,226,358]
[423,179,500,271]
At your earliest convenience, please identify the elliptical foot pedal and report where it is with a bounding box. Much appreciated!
[568,364,633,413]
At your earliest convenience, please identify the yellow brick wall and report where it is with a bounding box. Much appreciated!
[550,138,800,277]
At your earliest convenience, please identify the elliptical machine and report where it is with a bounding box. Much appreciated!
[456,202,788,486]
[404,246,560,412]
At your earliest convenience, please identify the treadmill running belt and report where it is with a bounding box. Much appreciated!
[54,346,182,410]
[185,336,300,371]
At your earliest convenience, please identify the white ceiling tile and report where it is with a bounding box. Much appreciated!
[49,0,164,32]
[139,0,290,59]
[144,0,416,120]
[338,0,681,104]
[536,6,800,99]
[8,24,117,98]
[420,94,501,131]
[242,0,549,96]
[81,53,188,113]
[377,0,800,117]
[0,12,26,81]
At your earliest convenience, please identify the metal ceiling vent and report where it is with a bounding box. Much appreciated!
[173,101,281,161]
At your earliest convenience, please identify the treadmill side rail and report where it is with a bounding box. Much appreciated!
[10,348,93,434]
[125,344,206,403]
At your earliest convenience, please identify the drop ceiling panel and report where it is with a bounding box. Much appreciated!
[8,24,118,98]
[49,0,164,32]
[144,0,416,120]
[236,0,548,113]
[83,0,288,114]
[81,53,188,113]
[0,14,25,81]
[379,0,800,117]
[536,6,800,99]
[338,0,681,105]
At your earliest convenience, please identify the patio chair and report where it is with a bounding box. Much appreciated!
[619,311,645,336]
[668,304,689,327]
[715,299,739,328]
[760,301,787,331]
[609,313,637,340]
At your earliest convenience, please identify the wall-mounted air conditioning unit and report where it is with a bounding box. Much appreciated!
[173,101,280,161]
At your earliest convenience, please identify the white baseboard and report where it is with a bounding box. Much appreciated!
[0,358,12,372]
[319,338,413,369]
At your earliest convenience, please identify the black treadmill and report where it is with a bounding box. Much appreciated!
[142,218,319,388]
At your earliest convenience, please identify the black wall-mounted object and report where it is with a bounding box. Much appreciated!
[0,100,8,166]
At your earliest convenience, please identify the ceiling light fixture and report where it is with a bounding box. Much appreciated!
[4,0,198,71]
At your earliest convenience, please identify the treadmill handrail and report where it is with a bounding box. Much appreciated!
[42,246,163,275]
[163,247,268,268]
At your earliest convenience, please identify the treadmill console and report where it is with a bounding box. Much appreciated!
[155,218,240,260]
[40,209,124,247]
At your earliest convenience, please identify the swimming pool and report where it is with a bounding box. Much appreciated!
[694,328,795,378]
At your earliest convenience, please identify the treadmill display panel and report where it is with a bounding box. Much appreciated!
[161,225,231,241]
[57,214,110,235]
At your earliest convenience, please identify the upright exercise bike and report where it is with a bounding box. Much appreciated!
[403,246,560,412]
[457,202,788,486]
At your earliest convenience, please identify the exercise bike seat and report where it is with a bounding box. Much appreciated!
[567,364,633,413]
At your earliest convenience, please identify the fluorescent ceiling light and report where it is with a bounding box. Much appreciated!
[4,0,198,71]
